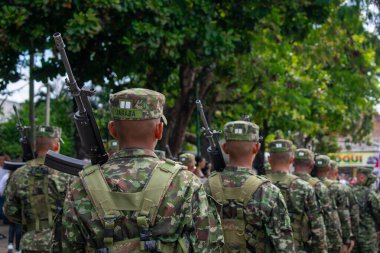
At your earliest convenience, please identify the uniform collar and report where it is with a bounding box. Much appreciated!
[293,172,311,180]
[110,148,158,160]
[267,170,289,175]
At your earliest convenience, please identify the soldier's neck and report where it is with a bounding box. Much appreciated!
[270,166,289,172]
[229,156,254,169]
[294,167,310,174]
[316,171,329,178]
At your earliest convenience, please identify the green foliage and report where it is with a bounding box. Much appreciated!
[0,0,379,158]
[0,95,75,159]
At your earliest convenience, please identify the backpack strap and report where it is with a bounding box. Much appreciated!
[79,161,183,251]
[240,175,268,206]
[307,177,320,187]
[208,173,225,204]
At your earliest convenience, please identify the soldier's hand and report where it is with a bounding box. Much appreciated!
[341,244,347,253]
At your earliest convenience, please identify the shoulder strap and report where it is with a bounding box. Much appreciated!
[283,174,299,188]
[208,173,225,204]
[240,175,268,206]
[307,177,320,187]
[324,179,338,188]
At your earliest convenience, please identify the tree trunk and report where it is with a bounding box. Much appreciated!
[161,65,213,156]
[29,49,35,150]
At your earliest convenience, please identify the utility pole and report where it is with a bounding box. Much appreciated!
[29,49,35,150]
[45,83,50,126]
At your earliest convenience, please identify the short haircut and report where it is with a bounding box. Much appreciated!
[36,136,59,152]
[269,152,293,167]
[294,159,313,168]
[225,141,256,157]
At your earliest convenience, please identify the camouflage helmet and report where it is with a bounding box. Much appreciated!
[294,148,314,161]
[179,153,195,166]
[109,88,167,124]
[224,121,259,142]
[107,140,119,152]
[268,139,293,153]
[35,125,63,143]
[314,155,331,168]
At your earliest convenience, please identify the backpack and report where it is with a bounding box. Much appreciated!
[208,172,268,252]
[267,173,310,244]
[79,160,188,253]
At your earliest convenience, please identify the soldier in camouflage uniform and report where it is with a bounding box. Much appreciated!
[4,125,70,253]
[106,139,119,156]
[62,88,224,253]
[293,149,343,253]
[314,155,343,253]
[204,121,295,252]
[352,167,380,253]
[266,140,327,253]
[328,161,358,252]
[179,153,196,172]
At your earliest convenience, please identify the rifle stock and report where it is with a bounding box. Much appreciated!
[195,100,226,172]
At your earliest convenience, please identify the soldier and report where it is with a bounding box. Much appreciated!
[154,149,166,160]
[293,149,343,253]
[351,167,380,253]
[179,153,196,172]
[106,139,119,156]
[266,140,327,253]
[328,161,357,252]
[204,121,295,252]
[4,125,70,253]
[314,155,343,253]
[62,88,223,252]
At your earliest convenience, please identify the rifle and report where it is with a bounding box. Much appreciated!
[195,100,226,172]
[165,144,176,160]
[45,33,108,174]
[14,105,35,162]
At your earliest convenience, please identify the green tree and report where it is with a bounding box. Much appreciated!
[0,0,342,158]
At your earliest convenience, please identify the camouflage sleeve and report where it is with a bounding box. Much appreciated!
[304,185,328,252]
[62,178,95,253]
[246,183,295,253]
[335,185,352,244]
[3,169,23,223]
[187,183,224,253]
[347,188,360,238]
[315,183,343,248]
[368,190,380,231]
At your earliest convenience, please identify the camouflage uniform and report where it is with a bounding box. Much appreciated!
[4,126,70,253]
[329,161,353,247]
[204,121,294,252]
[294,149,342,252]
[314,155,343,253]
[352,167,380,253]
[266,141,327,253]
[62,88,223,253]
[341,183,360,242]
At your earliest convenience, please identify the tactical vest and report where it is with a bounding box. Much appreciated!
[79,160,189,253]
[25,159,55,232]
[266,173,310,245]
[208,172,269,253]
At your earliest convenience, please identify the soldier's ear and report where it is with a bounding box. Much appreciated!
[52,141,60,153]
[154,121,163,140]
[252,142,261,154]
[108,121,118,139]
[222,142,229,154]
